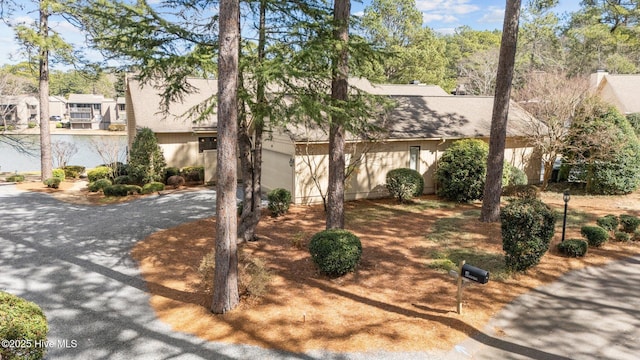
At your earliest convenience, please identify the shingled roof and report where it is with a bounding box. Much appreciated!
[595,73,640,114]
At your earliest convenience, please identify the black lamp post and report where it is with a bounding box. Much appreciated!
[561,190,570,242]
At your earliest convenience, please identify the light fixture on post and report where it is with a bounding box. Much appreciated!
[561,190,570,242]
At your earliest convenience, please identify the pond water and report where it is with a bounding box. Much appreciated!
[0,133,128,173]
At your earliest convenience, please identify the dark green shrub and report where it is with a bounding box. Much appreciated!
[267,188,292,216]
[619,214,640,233]
[88,178,112,192]
[103,184,130,197]
[43,178,61,189]
[181,166,205,183]
[581,226,609,247]
[502,184,540,199]
[614,231,630,242]
[557,239,588,257]
[87,166,113,182]
[309,229,362,277]
[167,175,185,188]
[435,139,488,202]
[505,163,528,186]
[6,174,25,183]
[0,291,48,360]
[164,167,181,183]
[62,165,85,179]
[597,214,619,232]
[385,168,424,202]
[501,198,557,272]
[52,168,65,181]
[113,175,134,185]
[125,185,142,195]
[141,182,165,194]
[633,229,640,241]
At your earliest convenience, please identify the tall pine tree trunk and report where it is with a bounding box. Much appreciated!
[212,0,240,314]
[39,2,52,181]
[326,0,350,230]
[480,0,521,222]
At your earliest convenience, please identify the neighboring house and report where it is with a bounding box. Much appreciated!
[263,90,541,204]
[115,97,126,123]
[49,95,67,120]
[67,94,117,130]
[591,70,640,115]
[0,95,39,129]
[126,77,218,180]
[126,77,543,204]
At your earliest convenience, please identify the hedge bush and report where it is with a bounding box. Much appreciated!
[163,167,181,183]
[501,198,557,272]
[0,291,48,360]
[619,214,640,233]
[88,178,112,192]
[6,174,25,183]
[309,229,362,277]
[581,226,609,247]
[167,175,185,188]
[141,182,165,194]
[615,231,631,242]
[87,166,113,182]
[267,188,291,217]
[103,184,141,197]
[505,163,528,186]
[43,178,61,189]
[181,166,204,183]
[597,214,619,232]
[62,165,85,179]
[557,239,588,257]
[385,168,424,202]
[502,184,540,199]
[52,169,65,181]
[435,139,488,202]
[113,175,134,185]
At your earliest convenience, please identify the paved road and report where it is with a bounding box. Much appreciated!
[0,184,445,360]
[447,256,640,360]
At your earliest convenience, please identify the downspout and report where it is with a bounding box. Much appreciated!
[435,138,446,193]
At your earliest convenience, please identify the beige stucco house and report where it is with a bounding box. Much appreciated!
[126,76,542,204]
[126,77,219,181]
[263,89,541,204]
[67,94,118,130]
[0,95,39,129]
[590,70,640,115]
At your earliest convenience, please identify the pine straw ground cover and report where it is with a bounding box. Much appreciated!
[129,191,640,353]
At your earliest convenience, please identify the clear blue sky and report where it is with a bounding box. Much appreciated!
[0,0,582,68]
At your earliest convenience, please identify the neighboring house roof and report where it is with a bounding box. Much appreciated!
[49,95,67,103]
[282,95,538,143]
[127,77,218,133]
[350,78,450,96]
[595,74,640,114]
[68,94,107,104]
[0,95,38,106]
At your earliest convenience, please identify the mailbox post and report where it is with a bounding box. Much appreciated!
[454,260,490,314]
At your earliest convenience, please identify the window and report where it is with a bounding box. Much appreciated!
[409,146,420,172]
[199,137,217,153]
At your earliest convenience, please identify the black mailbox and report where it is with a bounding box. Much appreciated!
[461,264,490,284]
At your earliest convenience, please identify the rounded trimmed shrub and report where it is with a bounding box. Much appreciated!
[501,198,557,272]
[52,169,65,181]
[385,168,424,202]
[581,226,609,247]
[103,184,130,197]
[435,139,488,202]
[619,214,640,233]
[267,188,292,217]
[505,163,528,186]
[309,229,362,277]
[597,214,619,232]
[88,178,112,192]
[62,165,85,179]
[141,182,165,194]
[43,177,61,189]
[557,239,588,257]
[113,175,133,185]
[6,174,25,183]
[181,166,204,183]
[87,166,113,182]
[615,231,630,242]
[167,175,185,188]
[0,291,48,360]
[502,184,540,199]
[163,167,181,183]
